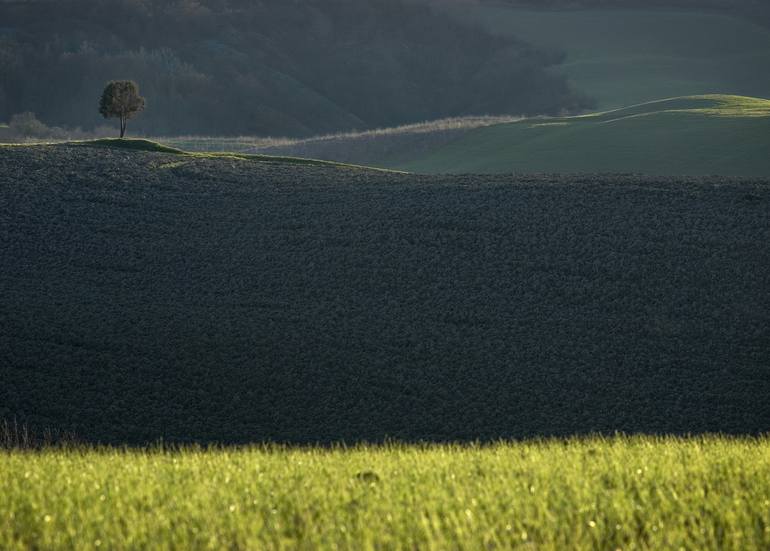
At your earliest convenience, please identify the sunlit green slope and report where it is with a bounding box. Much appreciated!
[395,95,770,176]
[449,7,770,109]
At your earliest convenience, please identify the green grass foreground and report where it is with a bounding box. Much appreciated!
[2,437,769,550]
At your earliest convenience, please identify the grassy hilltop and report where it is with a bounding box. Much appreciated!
[396,95,770,175]
[1,143,769,444]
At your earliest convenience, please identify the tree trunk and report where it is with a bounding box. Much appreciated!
[120,116,126,138]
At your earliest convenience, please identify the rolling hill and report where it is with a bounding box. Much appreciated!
[178,95,770,177]
[395,95,770,175]
[1,143,769,444]
[444,6,770,109]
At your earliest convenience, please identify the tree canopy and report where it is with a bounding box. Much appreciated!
[99,81,146,138]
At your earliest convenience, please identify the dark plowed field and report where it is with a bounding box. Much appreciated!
[1,145,769,444]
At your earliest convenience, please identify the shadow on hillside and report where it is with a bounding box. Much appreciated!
[2,146,769,449]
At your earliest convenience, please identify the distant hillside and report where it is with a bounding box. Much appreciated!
[442,5,770,109]
[395,95,770,175]
[0,0,588,137]
[162,116,522,167]
[7,3,769,138]
[1,143,769,444]
[179,95,770,177]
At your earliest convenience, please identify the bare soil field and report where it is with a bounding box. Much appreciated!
[1,145,769,444]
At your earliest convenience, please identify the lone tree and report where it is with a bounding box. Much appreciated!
[98,80,145,138]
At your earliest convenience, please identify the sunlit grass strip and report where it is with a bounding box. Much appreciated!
[158,115,523,152]
[0,138,407,173]
[537,95,770,129]
[590,94,770,120]
[81,138,409,173]
[2,436,769,550]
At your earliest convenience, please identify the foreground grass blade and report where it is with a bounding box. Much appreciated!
[2,436,769,550]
